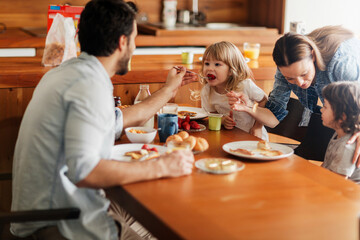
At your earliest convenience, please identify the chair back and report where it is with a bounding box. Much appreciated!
[295,113,334,161]
[265,98,307,142]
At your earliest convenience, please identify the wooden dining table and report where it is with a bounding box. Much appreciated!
[107,118,360,240]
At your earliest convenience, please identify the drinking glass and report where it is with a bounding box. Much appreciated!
[243,42,260,60]
[161,103,178,114]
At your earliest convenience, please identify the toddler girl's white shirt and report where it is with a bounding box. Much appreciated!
[201,79,268,140]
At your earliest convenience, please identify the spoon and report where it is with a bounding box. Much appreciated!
[225,89,247,106]
[173,66,209,80]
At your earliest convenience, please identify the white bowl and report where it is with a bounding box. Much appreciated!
[125,127,157,143]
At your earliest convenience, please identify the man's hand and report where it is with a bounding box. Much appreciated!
[222,110,236,129]
[348,131,360,167]
[158,149,194,177]
[164,66,198,98]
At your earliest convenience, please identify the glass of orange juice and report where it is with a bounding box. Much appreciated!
[243,42,260,60]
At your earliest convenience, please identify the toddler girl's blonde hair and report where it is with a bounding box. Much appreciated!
[200,41,253,92]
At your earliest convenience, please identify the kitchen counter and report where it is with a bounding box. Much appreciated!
[0,26,280,55]
[0,53,276,89]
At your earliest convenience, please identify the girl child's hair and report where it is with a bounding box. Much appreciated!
[200,41,253,92]
[322,81,360,134]
[273,26,354,71]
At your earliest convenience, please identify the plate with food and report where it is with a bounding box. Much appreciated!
[195,158,245,174]
[222,140,294,161]
[111,143,167,162]
[177,107,208,120]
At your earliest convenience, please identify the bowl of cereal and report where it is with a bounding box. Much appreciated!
[125,127,157,143]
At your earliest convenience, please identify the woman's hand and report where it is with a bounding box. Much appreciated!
[226,91,251,112]
[250,122,263,139]
[348,131,360,167]
[222,110,236,129]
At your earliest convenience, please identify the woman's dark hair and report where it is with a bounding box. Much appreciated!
[78,0,136,56]
[272,32,325,70]
[272,26,354,71]
[322,81,360,134]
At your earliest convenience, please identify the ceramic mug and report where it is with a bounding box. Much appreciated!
[158,113,179,142]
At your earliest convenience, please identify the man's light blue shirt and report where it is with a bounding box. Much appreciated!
[266,38,360,121]
[11,52,122,239]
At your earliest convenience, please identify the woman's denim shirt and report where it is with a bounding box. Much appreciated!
[266,38,360,121]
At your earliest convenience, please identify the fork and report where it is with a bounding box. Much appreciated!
[173,66,209,80]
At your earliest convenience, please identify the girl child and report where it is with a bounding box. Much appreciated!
[320,81,360,183]
[199,41,268,140]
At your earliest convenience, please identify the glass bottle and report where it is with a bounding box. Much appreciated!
[134,84,155,128]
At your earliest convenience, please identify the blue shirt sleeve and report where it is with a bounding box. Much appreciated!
[327,38,360,83]
[265,69,291,121]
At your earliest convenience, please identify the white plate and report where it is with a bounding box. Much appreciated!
[195,158,245,174]
[179,123,206,132]
[222,141,294,161]
[178,107,208,120]
[111,143,167,162]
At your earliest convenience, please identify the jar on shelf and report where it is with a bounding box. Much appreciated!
[163,0,177,28]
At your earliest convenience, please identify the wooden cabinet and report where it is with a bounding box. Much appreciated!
[0,0,285,33]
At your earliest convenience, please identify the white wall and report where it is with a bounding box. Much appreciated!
[284,0,360,35]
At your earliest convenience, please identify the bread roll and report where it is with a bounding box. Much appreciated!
[183,136,196,150]
[193,137,209,152]
[178,131,189,140]
[257,140,271,150]
[166,134,183,145]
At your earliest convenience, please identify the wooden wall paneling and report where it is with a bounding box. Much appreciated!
[113,82,202,107]
[199,0,248,24]
[0,0,252,28]
[0,0,90,28]
[0,87,35,212]
[248,0,284,33]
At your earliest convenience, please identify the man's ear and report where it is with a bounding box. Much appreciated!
[118,35,127,51]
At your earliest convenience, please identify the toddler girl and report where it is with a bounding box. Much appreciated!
[200,41,268,140]
[320,81,360,183]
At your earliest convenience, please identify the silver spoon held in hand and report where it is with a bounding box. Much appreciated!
[173,66,209,80]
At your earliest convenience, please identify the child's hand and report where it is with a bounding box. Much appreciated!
[348,131,360,167]
[222,110,236,129]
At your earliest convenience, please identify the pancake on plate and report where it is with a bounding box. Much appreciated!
[178,111,197,118]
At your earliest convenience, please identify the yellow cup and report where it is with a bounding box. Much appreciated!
[243,42,260,60]
[208,113,223,131]
[181,51,194,64]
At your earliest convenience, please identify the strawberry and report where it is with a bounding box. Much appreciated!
[207,74,216,80]
[178,117,183,128]
[190,121,200,129]
[150,147,158,153]
[182,122,190,131]
[185,115,190,123]
[141,144,150,150]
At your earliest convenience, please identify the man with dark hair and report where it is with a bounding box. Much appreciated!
[11,0,196,239]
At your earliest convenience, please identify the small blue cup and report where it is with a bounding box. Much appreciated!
[158,113,178,142]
